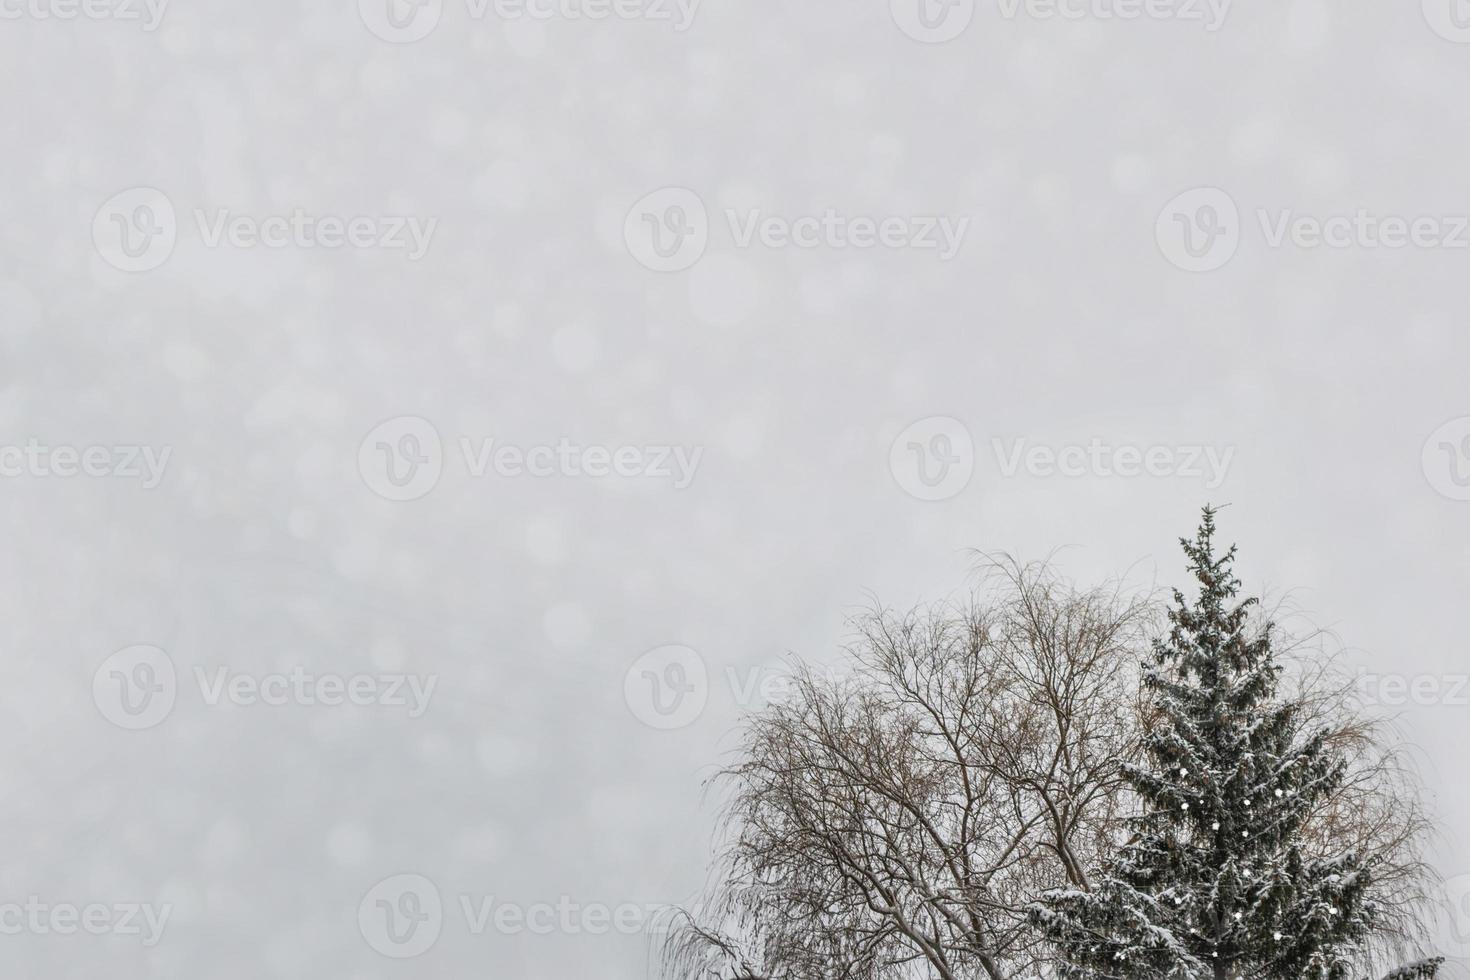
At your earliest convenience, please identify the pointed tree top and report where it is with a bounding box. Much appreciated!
[1181,505,1241,603]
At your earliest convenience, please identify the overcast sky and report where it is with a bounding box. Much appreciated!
[2,0,1469,976]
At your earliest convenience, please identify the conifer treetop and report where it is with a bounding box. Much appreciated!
[1031,507,1437,980]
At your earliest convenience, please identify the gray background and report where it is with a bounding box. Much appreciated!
[3,0,1470,975]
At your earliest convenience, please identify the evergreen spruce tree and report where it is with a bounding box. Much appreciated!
[1031,507,1442,980]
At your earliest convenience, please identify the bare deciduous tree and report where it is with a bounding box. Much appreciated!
[661,560,1151,980]
[1277,626,1441,976]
